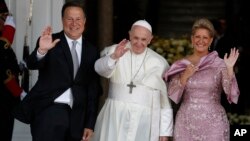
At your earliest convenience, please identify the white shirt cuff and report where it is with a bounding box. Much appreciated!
[37,50,46,60]
[107,55,117,69]
[160,108,173,136]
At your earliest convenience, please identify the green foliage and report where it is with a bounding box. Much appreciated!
[227,113,250,125]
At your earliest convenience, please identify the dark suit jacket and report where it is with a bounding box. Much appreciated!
[14,31,102,139]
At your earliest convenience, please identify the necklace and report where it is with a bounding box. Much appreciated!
[127,49,148,94]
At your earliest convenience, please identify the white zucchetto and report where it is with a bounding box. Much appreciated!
[132,20,152,33]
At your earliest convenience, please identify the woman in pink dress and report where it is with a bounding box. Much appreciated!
[164,18,240,141]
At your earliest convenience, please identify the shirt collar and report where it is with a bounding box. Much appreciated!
[64,34,82,46]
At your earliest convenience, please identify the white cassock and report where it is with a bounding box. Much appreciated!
[92,42,173,141]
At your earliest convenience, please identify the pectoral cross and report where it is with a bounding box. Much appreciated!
[127,81,136,94]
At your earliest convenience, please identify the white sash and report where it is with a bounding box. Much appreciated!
[108,82,160,141]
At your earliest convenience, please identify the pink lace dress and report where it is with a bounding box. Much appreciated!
[164,51,239,141]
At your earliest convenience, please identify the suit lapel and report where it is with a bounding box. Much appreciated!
[74,38,87,80]
[80,38,87,67]
[59,32,74,79]
[58,33,89,80]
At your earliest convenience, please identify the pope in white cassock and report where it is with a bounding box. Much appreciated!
[92,20,173,141]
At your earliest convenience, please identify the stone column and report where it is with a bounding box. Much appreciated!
[97,0,113,109]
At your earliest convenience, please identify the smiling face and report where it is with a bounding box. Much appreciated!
[129,26,153,54]
[190,18,215,55]
[191,28,213,54]
[62,6,86,40]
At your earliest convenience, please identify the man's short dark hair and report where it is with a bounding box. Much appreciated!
[61,1,85,18]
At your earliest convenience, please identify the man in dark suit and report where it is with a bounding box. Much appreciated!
[15,1,102,141]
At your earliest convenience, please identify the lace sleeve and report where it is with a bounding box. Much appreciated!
[221,68,240,104]
[167,73,185,104]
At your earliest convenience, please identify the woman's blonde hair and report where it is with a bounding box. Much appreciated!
[191,18,215,38]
